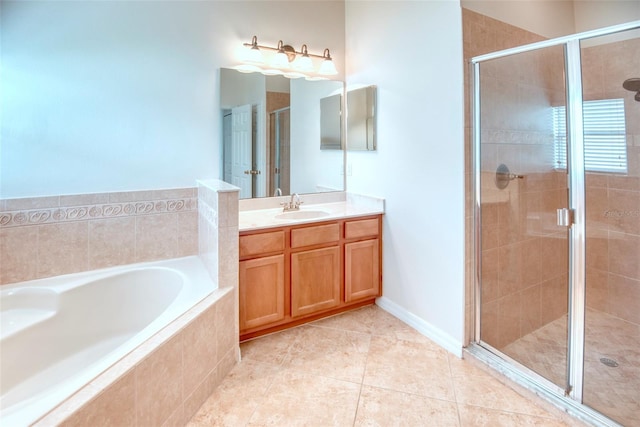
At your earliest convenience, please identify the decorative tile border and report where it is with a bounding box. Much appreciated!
[0,197,197,228]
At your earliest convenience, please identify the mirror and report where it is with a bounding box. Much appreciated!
[320,94,342,150]
[347,85,377,151]
[219,68,345,199]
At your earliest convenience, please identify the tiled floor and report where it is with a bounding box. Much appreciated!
[504,308,640,427]
[188,305,579,426]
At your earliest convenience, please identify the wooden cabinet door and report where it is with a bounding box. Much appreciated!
[291,247,341,317]
[345,239,380,302]
[239,254,285,331]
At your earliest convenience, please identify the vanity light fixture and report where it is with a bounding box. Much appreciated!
[237,35,338,79]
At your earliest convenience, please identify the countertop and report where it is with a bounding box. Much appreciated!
[239,193,385,232]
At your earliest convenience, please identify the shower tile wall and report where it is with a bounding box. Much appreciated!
[267,91,291,195]
[582,37,640,328]
[0,188,199,285]
[463,9,569,348]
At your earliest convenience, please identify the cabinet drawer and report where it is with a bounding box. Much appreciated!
[291,223,339,248]
[345,218,379,239]
[240,231,285,258]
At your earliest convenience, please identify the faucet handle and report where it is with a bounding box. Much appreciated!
[280,201,292,211]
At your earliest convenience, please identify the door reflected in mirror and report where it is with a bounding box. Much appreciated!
[219,68,345,199]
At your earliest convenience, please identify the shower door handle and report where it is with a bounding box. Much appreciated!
[557,208,574,227]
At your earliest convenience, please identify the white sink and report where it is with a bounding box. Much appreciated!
[274,209,330,221]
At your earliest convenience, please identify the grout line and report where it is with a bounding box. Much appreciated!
[350,327,373,426]
[446,353,464,427]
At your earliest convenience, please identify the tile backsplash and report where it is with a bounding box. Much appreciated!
[0,188,198,285]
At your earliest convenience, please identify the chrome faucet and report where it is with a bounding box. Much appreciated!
[281,193,303,211]
[273,187,282,197]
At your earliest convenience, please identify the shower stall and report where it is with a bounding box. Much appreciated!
[470,21,640,426]
[268,107,291,196]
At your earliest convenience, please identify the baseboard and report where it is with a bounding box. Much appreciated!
[375,296,463,357]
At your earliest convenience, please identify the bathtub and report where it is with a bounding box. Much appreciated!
[0,256,219,427]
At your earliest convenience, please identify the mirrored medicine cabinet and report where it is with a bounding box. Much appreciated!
[219,68,376,199]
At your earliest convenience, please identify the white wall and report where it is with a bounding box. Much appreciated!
[574,0,640,32]
[461,0,575,38]
[461,0,640,40]
[574,0,640,45]
[1,1,345,198]
[345,0,465,353]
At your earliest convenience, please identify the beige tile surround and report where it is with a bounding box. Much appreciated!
[0,188,199,285]
[463,7,640,344]
[463,9,570,349]
[581,37,640,327]
[5,180,242,426]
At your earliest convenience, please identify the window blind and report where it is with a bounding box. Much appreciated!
[553,98,627,174]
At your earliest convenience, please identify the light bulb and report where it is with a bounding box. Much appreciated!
[245,46,264,65]
[294,55,314,72]
[271,51,290,69]
[242,36,264,65]
[294,44,314,72]
[318,58,338,76]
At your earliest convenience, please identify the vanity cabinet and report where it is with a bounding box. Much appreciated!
[239,214,382,341]
[239,255,285,330]
[239,230,286,330]
[345,239,380,302]
[290,223,341,317]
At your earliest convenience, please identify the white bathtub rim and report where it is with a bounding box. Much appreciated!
[0,256,217,427]
[0,256,204,293]
[32,286,235,427]
[0,267,186,342]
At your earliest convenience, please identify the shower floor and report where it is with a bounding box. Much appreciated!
[502,308,640,427]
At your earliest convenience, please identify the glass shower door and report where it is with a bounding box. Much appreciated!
[581,29,640,426]
[477,44,571,390]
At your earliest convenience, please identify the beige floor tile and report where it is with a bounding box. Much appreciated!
[363,335,456,401]
[354,385,460,427]
[372,309,447,344]
[458,405,570,426]
[239,327,302,366]
[247,371,360,426]
[186,359,280,427]
[447,353,492,379]
[189,305,575,427]
[453,372,553,418]
[281,324,371,383]
[309,305,379,334]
